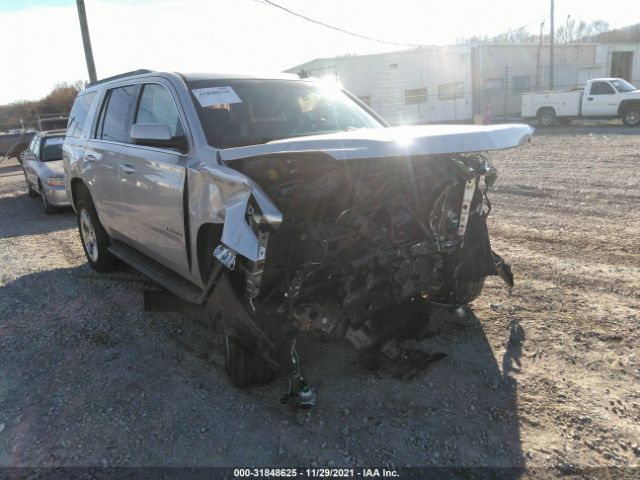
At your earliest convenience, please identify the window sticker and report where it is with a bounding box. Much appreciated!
[192,87,242,108]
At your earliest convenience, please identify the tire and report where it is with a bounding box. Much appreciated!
[622,109,640,127]
[24,172,38,197]
[437,278,485,305]
[537,109,556,127]
[39,181,56,215]
[76,189,117,272]
[222,311,289,387]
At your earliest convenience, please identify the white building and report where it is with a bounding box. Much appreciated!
[287,42,640,124]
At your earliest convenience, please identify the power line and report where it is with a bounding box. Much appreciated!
[252,0,429,48]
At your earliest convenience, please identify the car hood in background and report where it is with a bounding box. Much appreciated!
[219,124,534,162]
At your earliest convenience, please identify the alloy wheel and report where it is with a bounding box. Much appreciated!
[80,208,99,262]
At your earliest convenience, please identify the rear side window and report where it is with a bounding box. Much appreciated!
[135,84,184,137]
[67,92,96,138]
[96,85,136,142]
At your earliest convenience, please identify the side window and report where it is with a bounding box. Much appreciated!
[66,92,96,138]
[135,84,184,137]
[591,82,615,95]
[96,85,136,142]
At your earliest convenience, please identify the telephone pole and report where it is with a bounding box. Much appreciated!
[549,0,555,89]
[76,0,97,83]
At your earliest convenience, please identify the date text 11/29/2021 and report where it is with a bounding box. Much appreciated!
[233,468,399,478]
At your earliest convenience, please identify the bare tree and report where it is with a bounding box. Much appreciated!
[557,18,610,43]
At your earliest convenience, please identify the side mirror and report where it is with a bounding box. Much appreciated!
[21,152,37,162]
[130,123,187,151]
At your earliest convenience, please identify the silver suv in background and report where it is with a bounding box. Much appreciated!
[64,70,532,397]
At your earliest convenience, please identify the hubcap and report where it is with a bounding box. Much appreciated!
[541,114,552,126]
[626,111,640,125]
[80,209,99,262]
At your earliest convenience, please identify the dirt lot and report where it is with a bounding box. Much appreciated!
[0,126,639,475]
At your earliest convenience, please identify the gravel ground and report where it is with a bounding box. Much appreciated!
[0,126,639,475]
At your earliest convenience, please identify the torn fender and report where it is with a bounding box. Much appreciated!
[187,158,282,275]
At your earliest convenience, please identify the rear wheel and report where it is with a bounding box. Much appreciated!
[623,109,640,127]
[76,190,117,272]
[437,278,485,305]
[537,109,556,127]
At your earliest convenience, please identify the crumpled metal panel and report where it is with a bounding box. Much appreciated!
[187,157,283,285]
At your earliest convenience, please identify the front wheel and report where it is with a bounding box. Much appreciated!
[222,310,289,388]
[623,109,640,127]
[39,181,56,215]
[24,172,38,197]
[76,191,117,272]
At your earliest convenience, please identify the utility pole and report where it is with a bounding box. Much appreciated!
[503,66,509,119]
[549,0,555,89]
[536,20,544,90]
[76,0,97,83]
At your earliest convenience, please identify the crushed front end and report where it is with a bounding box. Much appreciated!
[228,151,512,348]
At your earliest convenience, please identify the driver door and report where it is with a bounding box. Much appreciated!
[583,81,618,116]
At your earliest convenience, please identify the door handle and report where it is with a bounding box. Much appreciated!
[85,154,97,163]
[587,97,594,101]
[119,164,136,175]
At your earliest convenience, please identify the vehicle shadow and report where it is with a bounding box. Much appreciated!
[0,263,524,472]
[285,306,525,472]
[0,190,75,239]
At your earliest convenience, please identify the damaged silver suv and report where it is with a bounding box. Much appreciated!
[64,70,532,394]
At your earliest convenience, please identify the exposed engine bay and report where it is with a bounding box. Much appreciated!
[223,152,512,353]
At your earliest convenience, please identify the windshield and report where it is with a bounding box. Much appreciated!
[42,137,63,162]
[187,79,383,148]
[611,79,637,93]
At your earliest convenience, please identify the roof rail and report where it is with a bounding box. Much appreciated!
[87,69,155,88]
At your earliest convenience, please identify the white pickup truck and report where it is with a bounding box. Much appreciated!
[521,78,640,127]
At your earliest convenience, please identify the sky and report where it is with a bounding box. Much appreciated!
[0,0,637,104]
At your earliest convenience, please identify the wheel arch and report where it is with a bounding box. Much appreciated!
[536,106,556,118]
[196,222,224,283]
[70,177,86,210]
[618,99,640,116]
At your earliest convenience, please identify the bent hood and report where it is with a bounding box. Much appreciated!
[219,123,534,162]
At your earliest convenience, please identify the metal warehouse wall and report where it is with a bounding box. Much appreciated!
[288,42,639,123]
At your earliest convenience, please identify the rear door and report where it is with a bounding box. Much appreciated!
[86,84,138,237]
[582,81,619,116]
[118,81,191,278]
